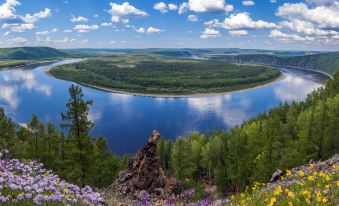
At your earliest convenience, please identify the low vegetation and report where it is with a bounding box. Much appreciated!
[0,47,68,60]
[0,60,35,69]
[49,57,281,95]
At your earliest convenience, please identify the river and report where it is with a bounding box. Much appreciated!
[0,59,328,154]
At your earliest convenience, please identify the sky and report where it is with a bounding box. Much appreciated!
[0,0,338,51]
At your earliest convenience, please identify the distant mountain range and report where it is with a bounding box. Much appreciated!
[0,47,68,60]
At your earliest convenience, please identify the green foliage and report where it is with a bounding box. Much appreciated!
[49,57,281,95]
[0,84,122,189]
[158,72,339,195]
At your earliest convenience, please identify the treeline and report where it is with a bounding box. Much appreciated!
[0,85,127,188]
[157,71,339,194]
[209,52,339,75]
[49,57,281,95]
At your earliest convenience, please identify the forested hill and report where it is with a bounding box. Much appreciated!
[207,52,339,75]
[0,47,68,60]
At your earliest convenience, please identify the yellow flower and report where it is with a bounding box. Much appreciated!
[322,197,328,203]
[286,170,292,176]
[298,171,305,177]
[333,164,339,170]
[336,181,339,187]
[310,163,314,169]
[268,197,277,206]
[288,202,293,206]
[316,192,322,202]
[273,186,283,196]
[307,175,315,181]
[288,191,295,199]
[325,184,330,189]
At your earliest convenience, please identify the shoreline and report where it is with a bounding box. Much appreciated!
[61,73,286,98]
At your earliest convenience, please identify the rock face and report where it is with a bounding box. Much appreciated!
[112,130,166,194]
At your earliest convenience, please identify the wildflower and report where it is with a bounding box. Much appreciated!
[307,175,315,181]
[286,170,292,176]
[287,191,295,199]
[336,181,339,187]
[322,197,328,203]
[298,171,305,177]
[325,184,330,189]
[310,163,314,169]
[273,186,282,195]
[268,197,276,206]
[288,202,293,206]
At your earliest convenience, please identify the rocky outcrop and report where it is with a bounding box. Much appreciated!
[103,131,181,205]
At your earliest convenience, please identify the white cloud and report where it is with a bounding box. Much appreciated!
[229,30,248,36]
[7,36,27,44]
[101,22,113,27]
[21,8,51,24]
[35,28,58,35]
[2,23,34,32]
[63,29,72,33]
[184,0,233,13]
[168,3,178,11]
[276,3,339,29]
[269,30,314,42]
[270,0,277,3]
[273,1,339,44]
[136,26,162,34]
[242,1,255,6]
[200,28,221,38]
[73,24,99,33]
[187,14,199,22]
[70,16,88,22]
[154,2,168,14]
[108,2,148,23]
[0,0,20,20]
[205,12,277,30]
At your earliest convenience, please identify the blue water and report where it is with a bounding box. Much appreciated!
[0,60,327,154]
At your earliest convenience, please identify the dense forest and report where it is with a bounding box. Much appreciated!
[0,69,338,198]
[157,71,339,196]
[0,47,68,60]
[49,57,281,95]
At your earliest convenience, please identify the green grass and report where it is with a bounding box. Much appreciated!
[49,55,281,95]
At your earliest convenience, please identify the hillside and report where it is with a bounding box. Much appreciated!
[207,52,339,75]
[0,47,68,60]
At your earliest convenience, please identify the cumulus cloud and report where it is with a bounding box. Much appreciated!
[108,2,148,23]
[1,1,51,33]
[242,1,255,6]
[101,22,113,27]
[205,12,277,30]
[269,30,314,42]
[136,26,162,34]
[187,14,199,22]
[153,2,167,13]
[73,24,99,33]
[168,3,178,11]
[200,28,221,38]
[2,23,33,32]
[0,0,20,20]
[229,30,248,36]
[271,1,339,44]
[70,16,88,22]
[7,36,27,44]
[179,0,233,14]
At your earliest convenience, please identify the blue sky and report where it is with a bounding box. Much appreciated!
[0,0,338,50]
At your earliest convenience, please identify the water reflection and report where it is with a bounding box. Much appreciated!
[274,74,322,102]
[0,61,328,154]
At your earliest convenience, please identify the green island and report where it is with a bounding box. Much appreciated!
[49,56,281,96]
